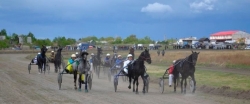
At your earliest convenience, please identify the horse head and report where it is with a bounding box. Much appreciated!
[139,49,151,64]
[191,50,200,66]
[41,45,48,54]
[80,51,89,61]
[57,46,63,53]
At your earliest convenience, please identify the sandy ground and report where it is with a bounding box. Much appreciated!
[0,54,250,104]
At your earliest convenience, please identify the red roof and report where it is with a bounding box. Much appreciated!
[211,30,239,36]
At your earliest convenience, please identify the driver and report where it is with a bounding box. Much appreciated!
[65,54,77,73]
[104,53,111,65]
[167,60,176,87]
[122,54,133,75]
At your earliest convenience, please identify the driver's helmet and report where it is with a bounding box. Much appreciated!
[51,51,54,53]
[106,53,110,57]
[91,53,94,56]
[118,55,122,58]
[173,60,176,64]
[38,52,41,54]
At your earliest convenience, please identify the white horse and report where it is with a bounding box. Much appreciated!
[72,51,91,92]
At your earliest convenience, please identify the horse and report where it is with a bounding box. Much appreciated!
[127,49,151,94]
[54,47,62,73]
[173,51,200,94]
[72,51,90,92]
[37,45,48,74]
[129,47,135,60]
[92,47,103,75]
[110,52,118,66]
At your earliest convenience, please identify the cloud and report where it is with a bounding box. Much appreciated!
[190,0,217,13]
[141,2,173,13]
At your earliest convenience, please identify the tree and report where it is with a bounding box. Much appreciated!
[11,33,19,45]
[27,32,37,42]
[34,38,52,46]
[53,36,76,47]
[104,36,115,43]
[80,36,98,42]
[138,36,152,44]
[123,34,138,44]
[0,29,10,40]
[0,40,9,49]
[112,37,122,44]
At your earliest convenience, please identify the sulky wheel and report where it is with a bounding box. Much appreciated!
[97,66,100,79]
[159,78,164,94]
[58,73,62,90]
[87,75,92,90]
[46,64,50,74]
[28,64,31,74]
[189,78,194,93]
[114,77,118,92]
[108,69,111,82]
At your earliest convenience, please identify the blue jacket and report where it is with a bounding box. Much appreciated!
[68,58,74,64]
[115,59,123,65]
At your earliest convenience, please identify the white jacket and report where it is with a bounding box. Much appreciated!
[123,60,131,73]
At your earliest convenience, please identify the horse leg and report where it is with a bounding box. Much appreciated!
[133,77,136,93]
[54,62,57,72]
[85,74,88,92]
[190,74,196,93]
[128,75,132,89]
[173,76,176,93]
[73,70,77,90]
[136,77,139,94]
[181,78,184,93]
[78,74,82,91]
[184,78,187,94]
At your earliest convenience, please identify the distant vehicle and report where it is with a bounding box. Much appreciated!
[33,46,40,50]
[245,46,250,50]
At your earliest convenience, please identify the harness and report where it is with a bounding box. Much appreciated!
[173,54,195,68]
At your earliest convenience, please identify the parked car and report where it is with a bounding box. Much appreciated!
[245,46,250,49]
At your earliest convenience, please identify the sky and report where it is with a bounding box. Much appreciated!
[0,0,250,41]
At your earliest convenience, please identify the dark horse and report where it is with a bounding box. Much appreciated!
[129,47,135,60]
[110,52,118,66]
[54,47,62,73]
[127,49,151,94]
[173,51,200,94]
[92,47,102,71]
[37,45,48,74]
[73,51,90,92]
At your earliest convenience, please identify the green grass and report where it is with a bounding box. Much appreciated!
[195,69,250,91]
[145,64,250,91]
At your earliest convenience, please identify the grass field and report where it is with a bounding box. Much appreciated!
[25,49,250,91]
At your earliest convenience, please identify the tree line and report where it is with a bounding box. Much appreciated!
[0,29,171,49]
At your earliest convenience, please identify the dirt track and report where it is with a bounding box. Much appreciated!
[0,54,249,104]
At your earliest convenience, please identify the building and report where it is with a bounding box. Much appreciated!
[210,30,250,43]
[176,37,198,45]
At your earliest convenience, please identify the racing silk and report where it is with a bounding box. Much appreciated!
[66,58,74,73]
[168,65,174,74]
[115,58,123,68]
[115,59,123,65]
